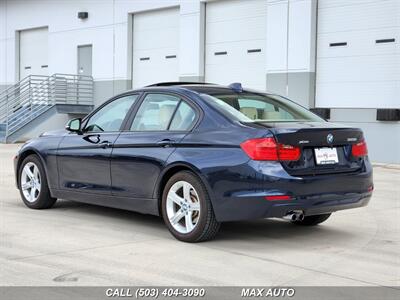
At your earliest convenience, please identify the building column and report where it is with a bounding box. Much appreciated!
[266,0,317,108]
[178,0,205,82]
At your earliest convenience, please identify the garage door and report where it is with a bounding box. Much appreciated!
[205,0,267,90]
[19,27,48,79]
[316,0,400,108]
[132,7,179,88]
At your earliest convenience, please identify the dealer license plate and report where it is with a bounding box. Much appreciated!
[314,147,339,165]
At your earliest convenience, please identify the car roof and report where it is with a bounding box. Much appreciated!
[132,82,266,96]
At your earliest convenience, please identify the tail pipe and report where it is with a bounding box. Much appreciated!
[283,210,304,222]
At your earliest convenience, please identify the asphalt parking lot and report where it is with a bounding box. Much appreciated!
[0,143,399,286]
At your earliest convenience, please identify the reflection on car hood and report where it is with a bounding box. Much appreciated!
[39,129,66,137]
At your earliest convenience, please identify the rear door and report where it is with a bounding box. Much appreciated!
[57,94,139,194]
[111,93,198,198]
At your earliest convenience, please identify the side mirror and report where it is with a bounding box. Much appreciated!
[66,118,82,134]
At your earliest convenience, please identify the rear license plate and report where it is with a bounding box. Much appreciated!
[314,147,339,165]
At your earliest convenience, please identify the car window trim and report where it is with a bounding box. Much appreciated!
[81,92,143,134]
[122,91,201,133]
[166,99,182,130]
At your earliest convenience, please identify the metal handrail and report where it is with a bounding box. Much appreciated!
[0,73,93,139]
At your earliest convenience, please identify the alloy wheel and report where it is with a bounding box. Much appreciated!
[21,162,41,203]
[166,180,201,234]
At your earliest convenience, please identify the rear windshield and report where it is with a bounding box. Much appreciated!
[202,92,323,123]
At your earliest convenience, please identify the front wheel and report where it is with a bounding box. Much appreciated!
[291,213,331,226]
[18,155,57,209]
[161,171,220,242]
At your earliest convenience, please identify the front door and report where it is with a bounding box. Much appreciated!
[57,94,139,194]
[111,93,198,199]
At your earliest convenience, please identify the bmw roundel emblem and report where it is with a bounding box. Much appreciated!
[327,133,334,144]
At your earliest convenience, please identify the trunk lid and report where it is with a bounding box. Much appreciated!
[251,121,366,176]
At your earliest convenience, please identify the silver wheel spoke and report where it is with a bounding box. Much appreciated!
[189,202,200,211]
[183,182,191,201]
[33,167,40,181]
[24,165,34,179]
[21,182,32,191]
[30,187,36,201]
[185,212,194,232]
[168,192,183,206]
[170,209,185,225]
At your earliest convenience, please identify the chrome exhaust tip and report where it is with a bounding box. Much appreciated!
[283,210,304,222]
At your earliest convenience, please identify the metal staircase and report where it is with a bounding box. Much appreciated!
[0,73,94,142]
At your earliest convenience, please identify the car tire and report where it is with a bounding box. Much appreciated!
[291,213,331,226]
[18,154,57,209]
[161,171,220,242]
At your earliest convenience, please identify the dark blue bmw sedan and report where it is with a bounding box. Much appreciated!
[14,82,373,242]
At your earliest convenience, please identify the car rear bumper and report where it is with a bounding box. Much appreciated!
[215,191,372,222]
[209,159,373,222]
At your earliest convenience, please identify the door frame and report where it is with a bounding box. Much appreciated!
[77,44,93,77]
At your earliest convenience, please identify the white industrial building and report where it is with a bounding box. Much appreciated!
[0,0,399,163]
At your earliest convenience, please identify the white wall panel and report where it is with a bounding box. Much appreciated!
[205,0,267,90]
[132,7,179,88]
[288,0,315,71]
[316,0,400,108]
[266,1,288,72]
[19,27,49,78]
[1,0,181,84]
[318,0,399,33]
[179,3,205,78]
[50,27,115,80]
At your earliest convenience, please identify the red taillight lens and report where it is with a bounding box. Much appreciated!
[278,144,301,161]
[352,140,368,157]
[265,195,291,201]
[240,137,278,160]
[240,137,301,161]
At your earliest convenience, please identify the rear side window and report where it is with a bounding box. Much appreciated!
[203,93,323,123]
[130,94,180,131]
[169,101,196,131]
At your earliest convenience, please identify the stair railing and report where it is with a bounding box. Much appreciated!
[0,73,93,139]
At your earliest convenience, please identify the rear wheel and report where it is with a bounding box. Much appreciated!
[19,155,57,209]
[291,213,331,226]
[161,171,220,242]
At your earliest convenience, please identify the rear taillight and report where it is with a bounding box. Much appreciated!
[265,195,292,201]
[352,140,368,157]
[240,137,301,161]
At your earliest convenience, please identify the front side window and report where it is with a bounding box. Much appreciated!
[130,94,180,131]
[85,95,138,132]
[203,92,323,123]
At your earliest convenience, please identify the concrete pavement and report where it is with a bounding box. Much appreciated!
[0,144,399,286]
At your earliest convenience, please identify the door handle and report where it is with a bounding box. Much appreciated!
[157,139,175,147]
[100,141,113,149]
